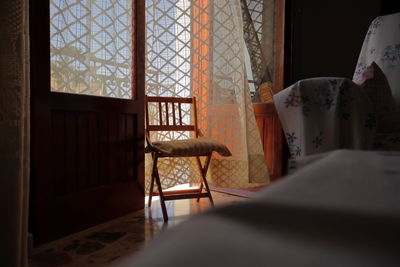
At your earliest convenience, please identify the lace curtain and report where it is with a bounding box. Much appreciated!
[0,0,30,266]
[145,0,270,189]
[50,0,133,99]
[241,0,275,95]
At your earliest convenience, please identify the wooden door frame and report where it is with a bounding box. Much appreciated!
[274,0,293,92]
[273,0,293,177]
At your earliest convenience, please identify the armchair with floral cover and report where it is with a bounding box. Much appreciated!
[274,12,400,159]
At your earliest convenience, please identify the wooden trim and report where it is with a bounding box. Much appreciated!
[157,153,210,158]
[193,96,199,137]
[49,92,141,112]
[281,0,293,175]
[147,125,195,131]
[273,0,286,93]
[178,103,183,123]
[163,193,210,201]
[172,103,176,125]
[273,0,294,89]
[145,95,150,135]
[29,0,52,240]
[165,102,169,125]
[283,0,294,87]
[145,96,197,134]
[158,102,163,125]
[151,188,201,196]
[146,96,194,103]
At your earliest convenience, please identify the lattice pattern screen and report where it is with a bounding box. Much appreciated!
[145,0,269,190]
[50,0,133,99]
[145,0,201,190]
[246,0,264,41]
[145,0,192,99]
[241,0,275,87]
[207,0,269,186]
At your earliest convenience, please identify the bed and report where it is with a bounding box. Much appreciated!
[113,149,400,267]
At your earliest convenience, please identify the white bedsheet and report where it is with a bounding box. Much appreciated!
[113,150,400,267]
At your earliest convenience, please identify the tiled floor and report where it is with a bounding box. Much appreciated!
[29,191,245,267]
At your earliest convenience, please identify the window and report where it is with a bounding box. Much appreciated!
[241,0,275,102]
[50,0,133,99]
[145,0,193,98]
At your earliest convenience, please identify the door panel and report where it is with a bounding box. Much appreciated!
[51,109,138,191]
[29,0,145,245]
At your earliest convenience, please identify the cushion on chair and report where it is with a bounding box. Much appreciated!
[354,62,396,115]
[151,137,232,157]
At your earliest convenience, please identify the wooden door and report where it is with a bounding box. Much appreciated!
[29,0,145,245]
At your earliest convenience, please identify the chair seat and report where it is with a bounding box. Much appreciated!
[149,137,232,157]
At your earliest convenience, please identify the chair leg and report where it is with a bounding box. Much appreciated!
[152,155,169,222]
[196,183,203,202]
[196,157,204,202]
[196,154,214,206]
[202,154,214,206]
[148,157,156,207]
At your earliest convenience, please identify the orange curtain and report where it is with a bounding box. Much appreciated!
[192,0,211,132]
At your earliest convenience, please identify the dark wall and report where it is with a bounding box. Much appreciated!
[381,0,400,15]
[289,0,383,83]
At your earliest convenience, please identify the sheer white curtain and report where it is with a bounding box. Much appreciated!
[145,0,269,189]
[0,0,30,266]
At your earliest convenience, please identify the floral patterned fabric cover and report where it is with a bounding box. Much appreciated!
[274,78,376,158]
[353,12,400,105]
[374,133,400,151]
[275,13,400,159]
[354,12,400,151]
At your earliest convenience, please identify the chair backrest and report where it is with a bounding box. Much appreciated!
[145,96,199,140]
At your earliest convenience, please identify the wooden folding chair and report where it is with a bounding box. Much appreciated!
[145,96,231,222]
